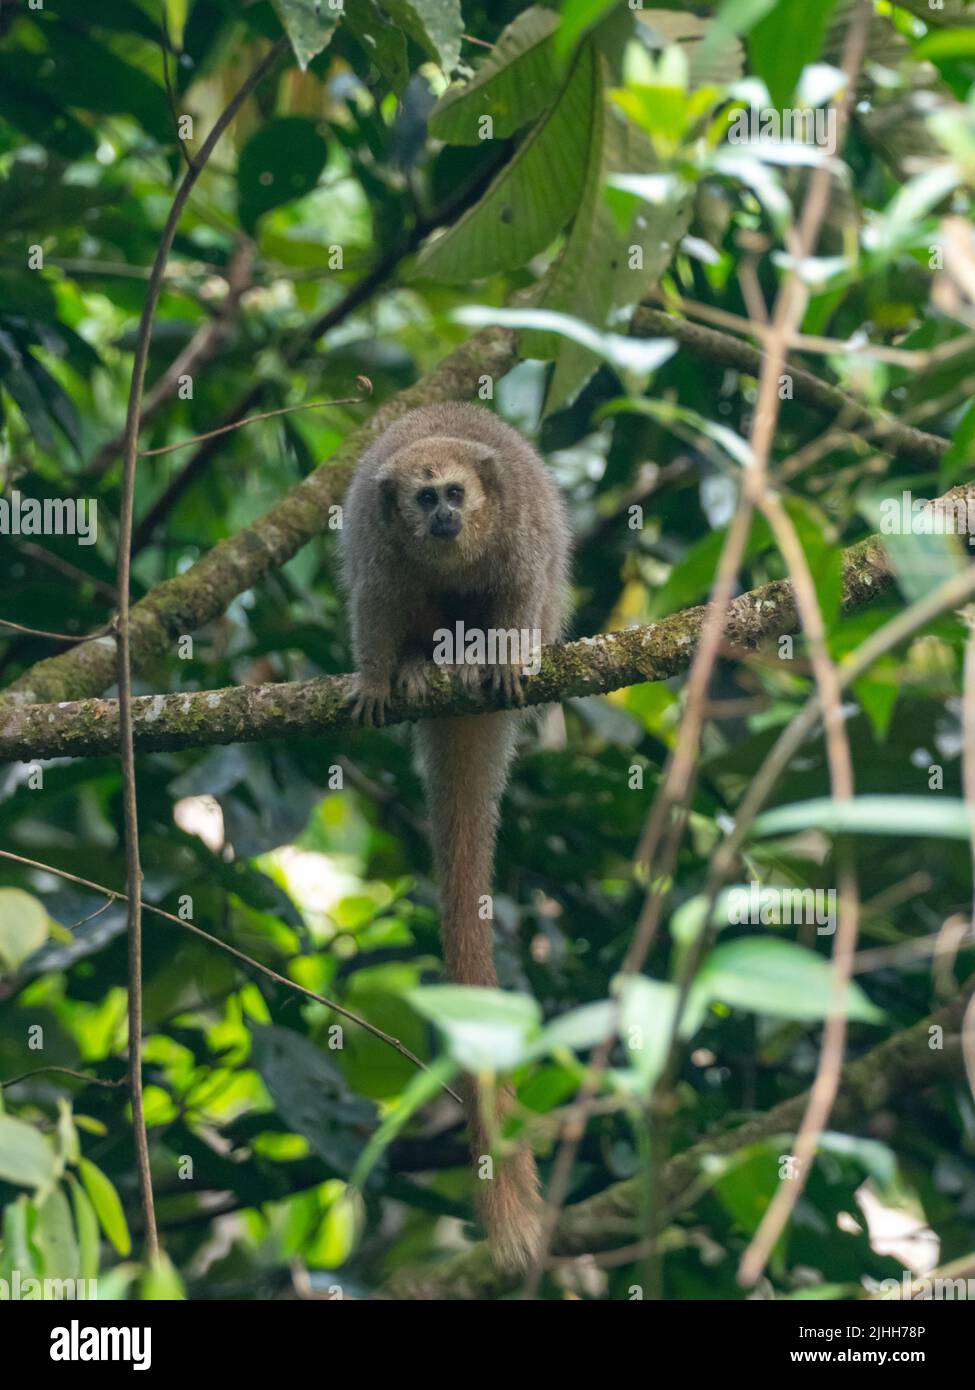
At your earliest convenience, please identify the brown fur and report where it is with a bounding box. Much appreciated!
[340,402,571,1268]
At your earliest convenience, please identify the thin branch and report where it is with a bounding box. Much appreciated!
[112,35,288,1267]
[0,619,111,643]
[2,1066,126,1091]
[86,240,257,479]
[137,384,372,457]
[0,847,459,1104]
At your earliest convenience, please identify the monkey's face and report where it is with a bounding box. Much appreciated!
[379,440,493,561]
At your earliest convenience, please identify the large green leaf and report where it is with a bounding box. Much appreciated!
[344,0,410,93]
[78,1158,131,1257]
[413,42,596,282]
[0,62,96,159]
[429,7,562,143]
[33,1187,80,1282]
[0,888,50,975]
[0,1197,39,1285]
[380,0,463,73]
[523,56,692,410]
[753,796,973,842]
[28,32,171,144]
[272,0,342,69]
[749,0,841,108]
[250,1024,378,1176]
[237,117,329,233]
[0,1114,56,1191]
[408,985,542,1071]
[68,1175,101,1282]
[692,937,884,1024]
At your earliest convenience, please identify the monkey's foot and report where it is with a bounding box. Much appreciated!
[395,657,433,704]
[487,664,525,707]
[346,674,391,727]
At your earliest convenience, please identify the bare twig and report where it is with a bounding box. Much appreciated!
[112,35,289,1266]
[137,384,372,457]
[2,1065,126,1091]
[0,619,111,643]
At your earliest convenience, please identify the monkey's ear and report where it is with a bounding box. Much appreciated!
[468,442,498,492]
[376,470,398,520]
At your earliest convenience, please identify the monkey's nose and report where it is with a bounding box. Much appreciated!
[431,507,461,539]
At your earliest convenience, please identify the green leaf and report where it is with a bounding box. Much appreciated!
[556,0,621,62]
[523,53,692,410]
[344,0,409,93]
[0,63,97,159]
[915,27,975,61]
[617,976,688,1090]
[78,1157,131,1256]
[139,1251,186,1300]
[350,1054,456,1190]
[0,1114,57,1191]
[408,985,542,1071]
[533,999,617,1055]
[25,33,171,144]
[753,796,973,843]
[21,353,83,456]
[749,0,840,108]
[429,7,562,142]
[853,665,899,741]
[940,397,975,488]
[0,1196,39,1284]
[693,937,884,1024]
[644,511,773,618]
[68,1175,101,1282]
[0,888,50,974]
[413,42,596,282]
[456,304,676,388]
[272,0,341,69]
[250,1024,378,1175]
[33,1186,80,1281]
[237,117,329,233]
[380,0,463,72]
[859,489,966,605]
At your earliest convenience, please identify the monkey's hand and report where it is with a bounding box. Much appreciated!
[487,663,525,707]
[395,656,434,704]
[443,662,484,697]
[347,671,392,727]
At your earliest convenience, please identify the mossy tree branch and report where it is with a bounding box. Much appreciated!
[0,494,926,761]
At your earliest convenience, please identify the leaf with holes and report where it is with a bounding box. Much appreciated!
[429,7,562,143]
[272,0,341,69]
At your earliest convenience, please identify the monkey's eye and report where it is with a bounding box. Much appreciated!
[445,485,465,505]
[416,488,438,509]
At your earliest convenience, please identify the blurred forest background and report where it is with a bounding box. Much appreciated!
[1,0,975,1301]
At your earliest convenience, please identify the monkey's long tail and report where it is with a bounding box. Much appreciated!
[416,711,543,1271]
